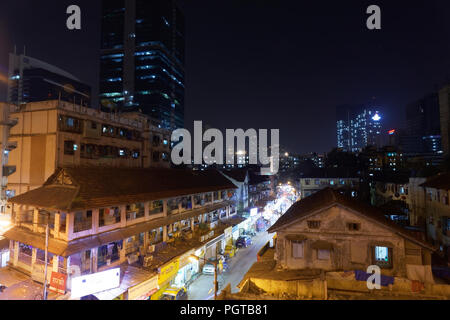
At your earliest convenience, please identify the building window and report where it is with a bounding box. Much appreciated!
[73,211,92,233]
[99,207,121,227]
[347,223,361,231]
[152,135,161,147]
[291,241,304,259]
[64,141,76,155]
[97,241,121,268]
[91,121,97,129]
[132,150,140,159]
[150,200,163,214]
[307,221,321,229]
[443,193,449,206]
[373,246,393,268]
[127,203,145,220]
[317,249,330,260]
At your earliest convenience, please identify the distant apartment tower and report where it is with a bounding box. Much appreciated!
[400,93,441,154]
[100,0,185,130]
[336,104,382,152]
[7,53,91,106]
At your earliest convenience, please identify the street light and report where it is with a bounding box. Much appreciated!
[189,255,219,300]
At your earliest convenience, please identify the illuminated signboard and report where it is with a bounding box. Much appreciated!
[250,208,258,216]
[388,129,395,135]
[71,268,120,299]
[158,259,179,286]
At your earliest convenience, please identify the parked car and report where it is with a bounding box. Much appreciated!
[202,261,217,275]
[236,235,252,248]
[160,287,188,300]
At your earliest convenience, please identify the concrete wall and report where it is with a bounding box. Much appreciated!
[247,277,327,299]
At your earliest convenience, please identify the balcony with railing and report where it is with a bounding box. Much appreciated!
[73,211,92,234]
[167,198,179,215]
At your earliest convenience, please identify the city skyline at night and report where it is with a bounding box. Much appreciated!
[2,1,450,154]
[0,0,450,305]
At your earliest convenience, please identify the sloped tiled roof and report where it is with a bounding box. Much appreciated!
[249,172,270,185]
[420,172,450,190]
[221,169,248,183]
[9,167,237,211]
[268,188,434,251]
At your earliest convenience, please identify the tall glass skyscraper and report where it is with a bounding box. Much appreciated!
[8,53,91,106]
[100,0,185,130]
[336,104,382,152]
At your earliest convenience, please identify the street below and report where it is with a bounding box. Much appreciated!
[187,231,274,300]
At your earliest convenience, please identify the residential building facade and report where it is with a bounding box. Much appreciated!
[5,100,171,200]
[5,167,238,299]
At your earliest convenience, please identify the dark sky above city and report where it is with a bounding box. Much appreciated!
[1,0,450,154]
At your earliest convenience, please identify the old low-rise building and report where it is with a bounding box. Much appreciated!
[418,173,450,261]
[268,188,435,280]
[3,166,238,298]
[299,177,359,199]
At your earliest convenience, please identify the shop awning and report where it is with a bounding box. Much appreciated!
[285,234,307,242]
[311,240,334,250]
[4,227,68,256]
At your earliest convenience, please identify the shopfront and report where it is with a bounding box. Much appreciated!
[151,258,180,300]
[224,227,233,246]
[205,234,225,260]
[173,249,198,288]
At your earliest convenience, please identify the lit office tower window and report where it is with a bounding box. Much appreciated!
[100,0,185,130]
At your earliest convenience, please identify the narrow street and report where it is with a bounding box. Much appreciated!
[187,231,274,300]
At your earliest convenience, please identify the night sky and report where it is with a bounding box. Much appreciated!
[1,0,450,154]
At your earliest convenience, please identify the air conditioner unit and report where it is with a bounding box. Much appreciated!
[200,235,205,242]
[148,245,155,253]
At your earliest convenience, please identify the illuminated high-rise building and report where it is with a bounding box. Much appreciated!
[336,104,382,152]
[100,0,185,130]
